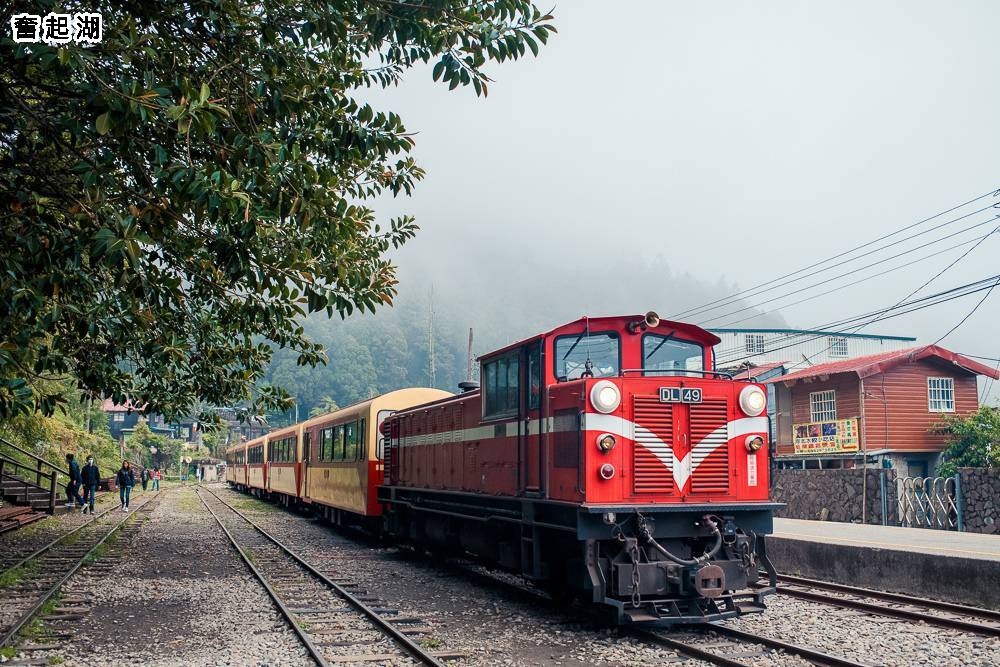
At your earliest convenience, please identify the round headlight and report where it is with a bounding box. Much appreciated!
[745,435,764,452]
[739,385,766,416]
[590,380,621,414]
[597,433,617,453]
[599,463,616,480]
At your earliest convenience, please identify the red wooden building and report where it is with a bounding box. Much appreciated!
[765,346,999,476]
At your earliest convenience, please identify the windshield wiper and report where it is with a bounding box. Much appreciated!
[562,334,584,360]
[645,330,677,360]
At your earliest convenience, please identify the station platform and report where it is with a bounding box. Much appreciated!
[767,518,1000,609]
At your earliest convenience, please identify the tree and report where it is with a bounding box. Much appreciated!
[935,407,1000,477]
[309,395,340,418]
[0,1,555,422]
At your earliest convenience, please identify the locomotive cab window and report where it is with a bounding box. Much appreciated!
[642,333,704,375]
[553,332,619,381]
[482,351,519,420]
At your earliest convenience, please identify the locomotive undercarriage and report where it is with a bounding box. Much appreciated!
[378,487,779,625]
[588,512,777,624]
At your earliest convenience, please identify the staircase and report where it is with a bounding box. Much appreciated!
[0,437,65,530]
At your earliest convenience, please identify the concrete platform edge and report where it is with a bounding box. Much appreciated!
[769,535,1000,610]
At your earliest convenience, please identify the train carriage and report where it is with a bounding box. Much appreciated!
[224,440,248,487]
[265,424,303,502]
[378,313,781,625]
[301,388,451,522]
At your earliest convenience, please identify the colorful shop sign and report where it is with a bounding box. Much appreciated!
[792,418,860,455]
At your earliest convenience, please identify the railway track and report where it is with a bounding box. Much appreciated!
[196,487,460,666]
[0,504,119,577]
[773,573,1000,638]
[635,626,868,667]
[0,490,163,651]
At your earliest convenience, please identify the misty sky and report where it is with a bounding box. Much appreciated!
[361,1,1000,402]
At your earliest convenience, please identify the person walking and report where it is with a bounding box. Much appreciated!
[140,467,149,492]
[80,455,100,514]
[152,468,161,491]
[117,461,136,512]
[65,453,83,509]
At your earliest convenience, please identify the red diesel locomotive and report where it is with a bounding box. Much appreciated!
[378,313,779,624]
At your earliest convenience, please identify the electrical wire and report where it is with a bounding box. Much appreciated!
[702,227,999,328]
[713,275,1000,365]
[671,188,1000,321]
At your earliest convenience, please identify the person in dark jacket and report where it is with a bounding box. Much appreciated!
[117,461,136,511]
[80,455,100,514]
[140,467,149,491]
[65,453,83,508]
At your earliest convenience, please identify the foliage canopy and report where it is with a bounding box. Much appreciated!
[0,0,554,422]
[935,406,1000,477]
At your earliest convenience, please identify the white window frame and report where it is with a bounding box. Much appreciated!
[828,336,849,358]
[927,377,955,413]
[809,390,837,422]
[112,413,125,423]
[745,333,765,355]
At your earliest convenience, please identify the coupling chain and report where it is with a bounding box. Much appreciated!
[629,540,641,608]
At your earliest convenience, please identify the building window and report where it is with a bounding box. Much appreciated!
[745,333,765,355]
[809,390,837,422]
[829,337,848,357]
[928,377,955,412]
[112,413,125,423]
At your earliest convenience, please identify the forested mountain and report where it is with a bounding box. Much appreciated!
[262,254,786,425]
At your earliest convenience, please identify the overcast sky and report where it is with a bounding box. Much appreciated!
[363,1,1000,403]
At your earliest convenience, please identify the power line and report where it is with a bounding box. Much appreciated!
[713,275,1000,365]
[776,222,1000,371]
[671,188,999,321]
[701,226,999,328]
[930,276,1000,346]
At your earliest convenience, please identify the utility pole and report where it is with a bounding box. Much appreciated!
[428,286,436,387]
[466,328,474,382]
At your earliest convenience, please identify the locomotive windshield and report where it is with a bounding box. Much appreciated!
[642,333,704,374]
[554,332,620,380]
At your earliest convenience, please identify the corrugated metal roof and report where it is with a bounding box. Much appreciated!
[766,345,1000,383]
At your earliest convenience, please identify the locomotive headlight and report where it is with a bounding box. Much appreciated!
[590,380,621,414]
[599,463,616,480]
[739,385,766,416]
[597,433,617,453]
[745,435,764,452]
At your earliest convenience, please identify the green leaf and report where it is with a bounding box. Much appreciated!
[95,113,110,135]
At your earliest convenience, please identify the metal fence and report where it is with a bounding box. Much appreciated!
[897,476,964,531]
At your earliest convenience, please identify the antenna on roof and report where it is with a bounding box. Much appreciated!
[466,328,474,382]
[582,316,594,378]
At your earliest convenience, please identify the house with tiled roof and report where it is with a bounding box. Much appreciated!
[763,346,1000,475]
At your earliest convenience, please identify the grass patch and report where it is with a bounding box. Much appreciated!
[20,592,62,642]
[48,655,64,665]
[421,637,443,649]
[1,647,16,659]
[0,560,39,589]
[231,497,280,514]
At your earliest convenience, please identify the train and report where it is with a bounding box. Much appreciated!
[226,313,780,625]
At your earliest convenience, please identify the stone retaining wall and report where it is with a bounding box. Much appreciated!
[770,468,897,525]
[958,467,1000,534]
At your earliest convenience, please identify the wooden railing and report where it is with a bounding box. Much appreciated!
[0,436,62,515]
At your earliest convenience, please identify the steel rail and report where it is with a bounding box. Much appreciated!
[0,504,119,581]
[777,584,1000,638]
[633,630,751,667]
[195,488,331,667]
[709,625,869,667]
[776,573,1000,623]
[199,487,446,667]
[0,490,160,649]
